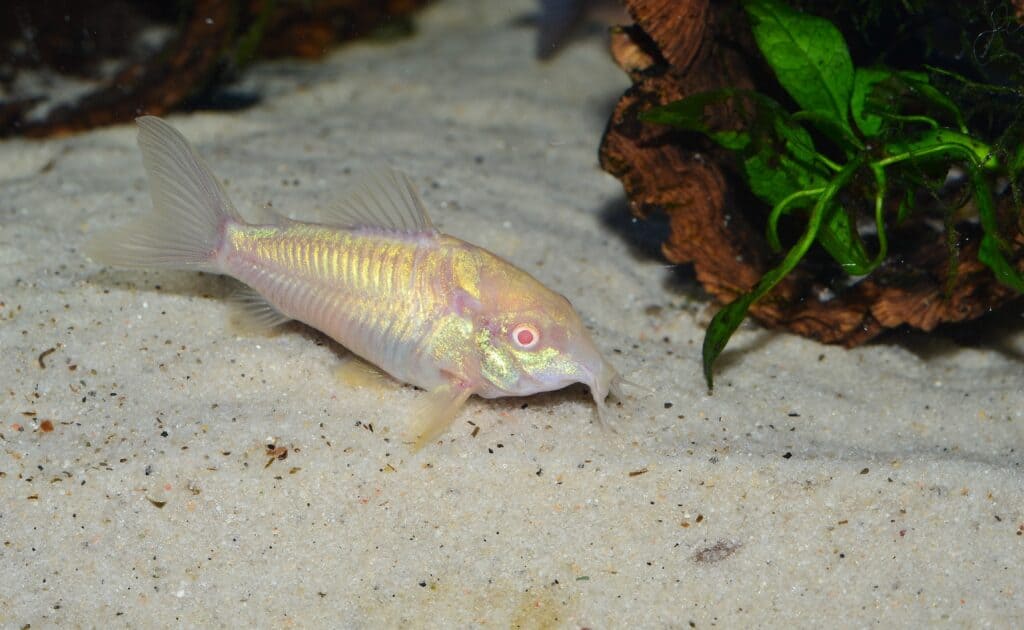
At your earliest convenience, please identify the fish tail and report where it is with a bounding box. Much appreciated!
[86,116,244,272]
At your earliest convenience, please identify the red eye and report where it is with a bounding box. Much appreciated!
[512,324,539,349]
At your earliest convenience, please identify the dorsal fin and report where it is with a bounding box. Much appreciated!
[321,167,435,233]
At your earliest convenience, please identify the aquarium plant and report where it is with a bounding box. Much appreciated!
[640,0,1024,388]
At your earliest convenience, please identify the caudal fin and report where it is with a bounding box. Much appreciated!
[86,116,243,272]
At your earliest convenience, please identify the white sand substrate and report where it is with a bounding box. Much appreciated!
[1,1,1022,626]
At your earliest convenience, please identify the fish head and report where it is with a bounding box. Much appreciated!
[470,272,621,412]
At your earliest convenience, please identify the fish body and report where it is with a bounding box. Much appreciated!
[536,0,629,60]
[88,117,622,447]
[223,224,598,401]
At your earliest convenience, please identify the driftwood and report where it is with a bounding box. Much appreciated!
[599,0,1023,346]
[0,0,428,138]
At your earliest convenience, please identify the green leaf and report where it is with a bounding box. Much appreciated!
[703,157,865,389]
[885,129,999,171]
[1011,145,1024,175]
[743,0,854,128]
[897,72,968,133]
[851,67,891,137]
[852,69,969,137]
[970,162,1024,291]
[815,204,878,275]
[879,134,1023,291]
[743,146,818,205]
[896,188,916,223]
[640,92,751,150]
[643,90,828,206]
[804,163,889,278]
[738,105,875,274]
[979,236,1024,292]
[750,114,876,274]
[702,293,758,389]
[791,110,864,153]
[743,106,826,203]
[766,196,880,275]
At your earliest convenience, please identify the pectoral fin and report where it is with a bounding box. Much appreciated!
[228,286,291,334]
[407,383,474,451]
[334,356,396,391]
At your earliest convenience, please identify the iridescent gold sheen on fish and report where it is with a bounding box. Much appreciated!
[87,116,623,448]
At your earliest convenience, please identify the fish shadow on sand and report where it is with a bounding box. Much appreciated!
[87,267,232,305]
[87,267,312,343]
[91,267,347,336]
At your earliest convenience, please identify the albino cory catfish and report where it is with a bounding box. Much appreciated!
[88,117,624,448]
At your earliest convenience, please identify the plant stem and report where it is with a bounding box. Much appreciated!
[868,163,888,268]
[814,154,843,172]
[767,187,827,251]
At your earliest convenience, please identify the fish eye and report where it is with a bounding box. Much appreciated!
[511,324,540,349]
